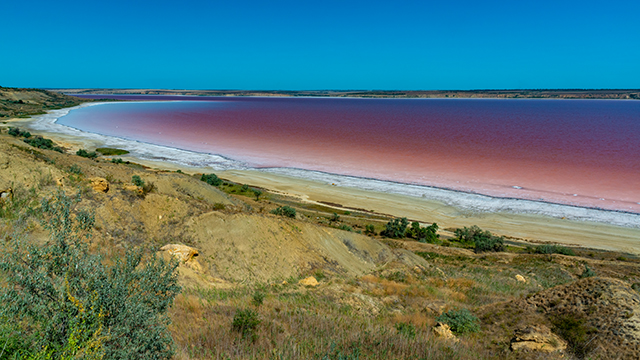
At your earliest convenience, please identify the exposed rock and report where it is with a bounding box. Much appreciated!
[90,177,109,193]
[510,325,566,352]
[123,184,142,194]
[433,322,458,342]
[515,274,526,283]
[55,177,64,187]
[0,188,13,201]
[299,276,319,287]
[161,244,199,262]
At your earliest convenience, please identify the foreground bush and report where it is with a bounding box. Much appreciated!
[0,191,181,359]
[271,205,296,218]
[436,309,480,335]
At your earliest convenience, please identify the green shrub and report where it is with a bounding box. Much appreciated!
[455,225,504,253]
[339,224,353,232]
[330,212,340,222]
[232,309,261,338]
[381,217,409,238]
[201,173,222,186]
[252,189,263,200]
[364,224,376,235]
[23,135,63,152]
[436,309,480,334]
[407,222,439,243]
[8,127,31,138]
[96,147,129,156]
[132,175,145,187]
[395,322,416,338]
[0,191,181,359]
[271,206,296,218]
[531,244,575,256]
[111,157,124,164]
[76,149,97,159]
[474,235,505,253]
[241,184,249,192]
[581,265,596,278]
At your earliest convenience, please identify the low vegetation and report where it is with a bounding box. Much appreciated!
[271,205,297,218]
[96,147,129,156]
[76,148,98,159]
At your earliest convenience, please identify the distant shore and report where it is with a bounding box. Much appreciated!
[50,88,640,100]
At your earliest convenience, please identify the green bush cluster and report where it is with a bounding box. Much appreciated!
[271,206,297,218]
[201,173,222,186]
[364,224,376,235]
[529,244,575,256]
[455,225,505,253]
[0,191,181,359]
[76,148,97,159]
[381,217,409,238]
[407,222,439,243]
[436,309,480,335]
[23,136,63,153]
[111,157,124,164]
[339,224,353,232]
[8,127,31,138]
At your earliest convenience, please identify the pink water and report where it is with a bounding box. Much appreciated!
[64,95,640,213]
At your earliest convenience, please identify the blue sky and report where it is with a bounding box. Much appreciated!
[2,0,638,90]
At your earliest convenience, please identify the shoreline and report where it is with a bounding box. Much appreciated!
[5,106,640,253]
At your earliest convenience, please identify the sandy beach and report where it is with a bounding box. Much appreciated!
[7,114,640,255]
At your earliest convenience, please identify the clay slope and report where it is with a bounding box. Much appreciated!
[189,211,427,283]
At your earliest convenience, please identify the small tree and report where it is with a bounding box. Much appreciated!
[381,217,409,238]
[252,189,263,201]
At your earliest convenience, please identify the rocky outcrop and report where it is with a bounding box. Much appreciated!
[299,276,319,287]
[0,187,13,201]
[160,244,202,272]
[90,177,109,193]
[161,244,199,263]
[515,274,526,283]
[510,325,566,352]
